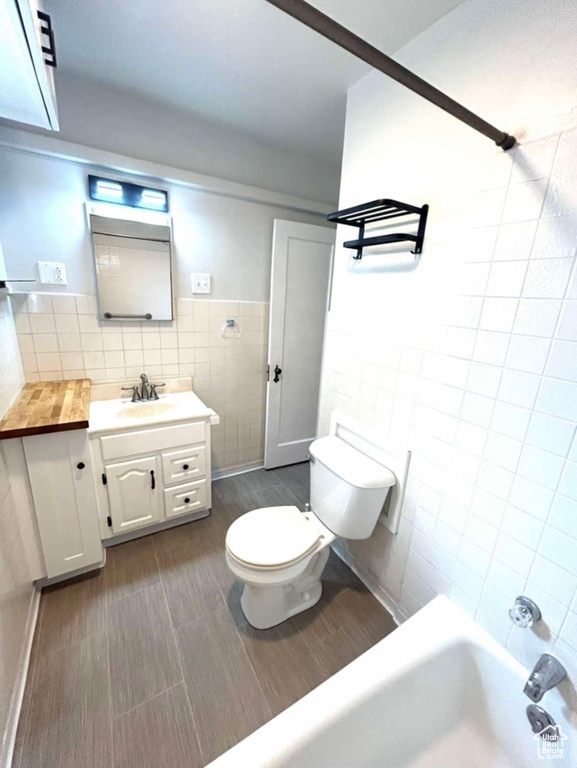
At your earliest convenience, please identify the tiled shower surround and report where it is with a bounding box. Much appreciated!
[11,294,269,473]
[318,127,577,679]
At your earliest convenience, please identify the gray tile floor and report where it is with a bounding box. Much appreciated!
[15,464,396,768]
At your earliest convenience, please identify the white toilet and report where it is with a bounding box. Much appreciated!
[225,435,395,629]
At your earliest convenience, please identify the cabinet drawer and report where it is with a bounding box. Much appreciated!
[162,445,206,485]
[164,479,208,519]
[100,421,206,461]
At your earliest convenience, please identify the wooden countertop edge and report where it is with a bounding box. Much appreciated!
[0,379,91,440]
[0,419,90,441]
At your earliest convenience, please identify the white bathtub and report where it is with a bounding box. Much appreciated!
[208,596,574,767]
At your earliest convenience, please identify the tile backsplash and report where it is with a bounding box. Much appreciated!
[319,125,577,680]
[11,293,269,472]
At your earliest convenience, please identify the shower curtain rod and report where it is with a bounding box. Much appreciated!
[265,0,517,151]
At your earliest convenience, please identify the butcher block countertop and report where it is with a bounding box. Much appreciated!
[0,379,91,440]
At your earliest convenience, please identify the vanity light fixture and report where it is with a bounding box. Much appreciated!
[95,179,123,200]
[88,175,169,212]
[140,189,167,208]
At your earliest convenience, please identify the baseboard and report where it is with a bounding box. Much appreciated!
[35,557,107,589]
[331,542,403,627]
[212,461,264,481]
[1,586,41,768]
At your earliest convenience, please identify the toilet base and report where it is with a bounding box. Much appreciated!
[239,546,330,630]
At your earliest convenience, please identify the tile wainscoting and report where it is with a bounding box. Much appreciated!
[10,293,269,473]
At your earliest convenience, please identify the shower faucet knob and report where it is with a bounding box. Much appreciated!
[509,596,541,628]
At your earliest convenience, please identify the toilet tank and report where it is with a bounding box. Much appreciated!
[309,436,395,540]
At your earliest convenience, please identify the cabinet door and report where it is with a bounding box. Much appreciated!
[105,455,163,534]
[24,431,103,579]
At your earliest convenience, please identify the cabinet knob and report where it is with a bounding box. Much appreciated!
[183,464,189,470]
[184,497,191,504]
[77,462,85,470]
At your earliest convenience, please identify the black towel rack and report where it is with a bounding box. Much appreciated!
[327,199,429,259]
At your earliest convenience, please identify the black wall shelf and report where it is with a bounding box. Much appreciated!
[328,199,429,260]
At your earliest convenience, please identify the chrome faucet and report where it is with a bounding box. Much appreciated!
[140,372,150,400]
[524,654,567,703]
[121,373,165,402]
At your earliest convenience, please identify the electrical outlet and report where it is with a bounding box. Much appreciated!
[38,261,68,286]
[191,273,211,294]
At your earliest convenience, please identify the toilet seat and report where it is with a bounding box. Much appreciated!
[226,506,325,570]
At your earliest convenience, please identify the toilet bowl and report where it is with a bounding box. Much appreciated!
[226,505,336,629]
[226,435,396,629]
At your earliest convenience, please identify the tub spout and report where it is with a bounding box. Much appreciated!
[523,654,567,703]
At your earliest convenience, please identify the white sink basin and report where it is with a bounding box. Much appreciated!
[88,389,219,434]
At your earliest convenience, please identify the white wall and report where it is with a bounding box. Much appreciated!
[0,244,38,767]
[319,0,577,737]
[1,70,340,205]
[0,145,328,299]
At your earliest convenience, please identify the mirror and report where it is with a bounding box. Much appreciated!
[90,214,173,321]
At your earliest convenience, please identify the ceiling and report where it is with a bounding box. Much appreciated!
[47,0,463,166]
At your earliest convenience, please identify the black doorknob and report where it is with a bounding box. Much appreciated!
[273,364,282,383]
[183,464,189,470]
[77,462,85,470]
[184,497,191,504]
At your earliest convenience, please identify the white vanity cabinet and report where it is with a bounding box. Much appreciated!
[23,431,104,579]
[92,419,212,539]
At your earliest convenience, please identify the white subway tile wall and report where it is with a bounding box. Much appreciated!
[319,128,577,667]
[11,294,269,473]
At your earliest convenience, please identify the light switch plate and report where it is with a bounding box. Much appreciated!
[38,261,68,285]
[191,273,211,294]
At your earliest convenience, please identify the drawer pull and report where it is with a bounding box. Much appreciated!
[182,464,189,470]
[76,462,85,470]
[150,470,155,490]
[184,497,191,504]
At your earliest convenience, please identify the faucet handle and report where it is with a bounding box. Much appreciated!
[149,383,165,401]
[509,596,541,628]
[121,385,141,403]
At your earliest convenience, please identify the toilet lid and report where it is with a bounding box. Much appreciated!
[226,506,322,568]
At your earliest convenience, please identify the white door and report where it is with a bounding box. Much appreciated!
[265,220,335,469]
[105,455,163,534]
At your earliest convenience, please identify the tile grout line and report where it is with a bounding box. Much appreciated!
[150,545,207,765]
[110,682,183,723]
[104,578,115,768]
